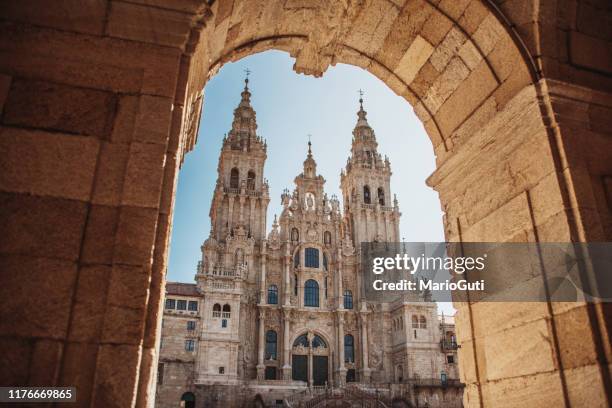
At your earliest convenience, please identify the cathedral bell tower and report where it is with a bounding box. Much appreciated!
[195,76,269,384]
[209,74,270,243]
[340,95,400,245]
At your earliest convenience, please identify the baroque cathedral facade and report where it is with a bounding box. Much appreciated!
[155,78,462,408]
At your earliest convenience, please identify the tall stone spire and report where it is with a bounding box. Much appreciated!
[224,71,265,153]
[340,90,400,244]
[353,91,376,143]
[303,137,317,179]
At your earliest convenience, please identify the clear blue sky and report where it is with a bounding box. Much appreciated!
[168,50,449,312]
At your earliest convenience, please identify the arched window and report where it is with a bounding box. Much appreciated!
[267,285,278,304]
[324,231,332,245]
[213,303,221,318]
[312,335,327,348]
[323,253,328,271]
[344,334,355,363]
[363,185,371,204]
[291,227,299,242]
[377,187,385,205]
[397,365,404,382]
[247,170,256,190]
[412,315,419,328]
[294,251,300,268]
[419,315,427,328]
[305,247,319,268]
[344,290,353,309]
[230,167,239,189]
[293,334,309,347]
[265,330,277,360]
[181,392,196,408]
[294,273,298,296]
[222,304,231,318]
[304,279,319,307]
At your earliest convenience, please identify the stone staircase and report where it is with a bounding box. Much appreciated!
[283,385,390,408]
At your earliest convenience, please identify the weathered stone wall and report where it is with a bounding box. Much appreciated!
[0,1,610,407]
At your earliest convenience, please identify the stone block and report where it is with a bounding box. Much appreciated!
[101,304,147,345]
[68,265,111,343]
[0,255,77,339]
[435,59,498,136]
[0,337,31,386]
[3,79,117,138]
[92,344,141,408]
[0,21,181,97]
[470,302,550,340]
[0,193,87,261]
[0,128,99,201]
[133,95,173,145]
[81,205,121,265]
[534,209,573,241]
[491,63,531,109]
[480,370,565,407]
[28,339,63,386]
[462,191,532,241]
[529,171,566,228]
[409,61,439,98]
[0,74,10,114]
[110,95,139,144]
[429,28,467,73]
[458,39,482,70]
[0,0,107,35]
[438,0,471,21]
[106,1,194,48]
[59,342,98,406]
[159,153,179,216]
[92,142,129,206]
[376,1,433,68]
[107,264,152,310]
[564,363,609,407]
[458,1,489,35]
[472,13,506,56]
[482,318,557,381]
[393,35,434,85]
[122,143,167,208]
[113,206,159,266]
[569,31,612,74]
[553,304,599,370]
[576,1,612,42]
[420,11,453,46]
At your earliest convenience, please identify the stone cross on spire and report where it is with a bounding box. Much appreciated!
[244,68,251,89]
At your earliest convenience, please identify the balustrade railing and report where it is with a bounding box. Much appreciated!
[441,340,459,351]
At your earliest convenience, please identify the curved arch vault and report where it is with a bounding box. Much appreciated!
[0,1,610,407]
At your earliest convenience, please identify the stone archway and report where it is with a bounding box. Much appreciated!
[0,1,610,407]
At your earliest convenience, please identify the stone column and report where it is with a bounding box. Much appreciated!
[260,242,267,304]
[256,309,265,380]
[337,312,347,386]
[337,247,343,309]
[249,198,255,232]
[307,332,314,387]
[228,196,235,231]
[282,308,292,380]
[238,195,245,223]
[284,245,292,305]
[359,308,371,383]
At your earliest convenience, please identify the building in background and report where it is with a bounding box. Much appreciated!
[155,78,462,407]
